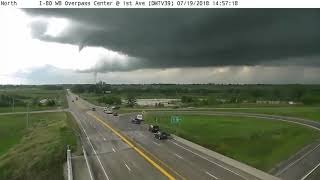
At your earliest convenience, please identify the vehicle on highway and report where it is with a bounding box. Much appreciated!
[148,125,159,133]
[72,100,74,102]
[103,107,113,114]
[113,112,118,116]
[154,131,169,140]
[92,107,96,111]
[131,118,141,124]
[136,114,143,121]
[76,97,78,100]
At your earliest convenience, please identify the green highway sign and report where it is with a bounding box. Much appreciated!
[170,116,182,124]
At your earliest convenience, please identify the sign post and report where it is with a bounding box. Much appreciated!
[170,115,182,133]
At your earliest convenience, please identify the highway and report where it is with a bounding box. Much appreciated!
[68,92,280,180]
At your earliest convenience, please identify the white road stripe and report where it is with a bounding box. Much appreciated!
[170,140,247,180]
[301,161,320,180]
[72,112,111,180]
[152,141,160,146]
[205,171,218,179]
[124,163,132,171]
[277,143,320,175]
[112,148,116,152]
[174,153,183,159]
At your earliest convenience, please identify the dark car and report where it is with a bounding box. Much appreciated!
[72,100,74,102]
[92,107,96,111]
[154,131,169,140]
[148,125,159,133]
[131,118,141,124]
[113,112,118,116]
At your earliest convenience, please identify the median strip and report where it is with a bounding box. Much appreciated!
[87,112,176,180]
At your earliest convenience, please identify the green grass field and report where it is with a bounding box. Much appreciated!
[208,107,320,122]
[119,106,320,122]
[144,113,320,171]
[0,88,68,113]
[0,112,79,180]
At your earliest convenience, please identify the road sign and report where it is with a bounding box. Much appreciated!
[170,116,182,124]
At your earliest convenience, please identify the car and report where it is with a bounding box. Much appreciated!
[131,118,141,124]
[136,114,143,121]
[106,110,113,114]
[113,112,118,116]
[148,125,159,133]
[72,100,74,102]
[154,131,169,140]
[92,107,96,111]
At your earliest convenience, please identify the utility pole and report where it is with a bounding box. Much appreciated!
[12,97,14,112]
[26,103,29,128]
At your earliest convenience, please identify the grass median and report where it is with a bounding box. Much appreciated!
[144,112,320,171]
[0,112,79,180]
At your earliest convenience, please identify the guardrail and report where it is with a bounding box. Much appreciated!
[67,147,73,180]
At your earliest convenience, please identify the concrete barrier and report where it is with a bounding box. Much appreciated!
[172,134,280,180]
[67,148,73,180]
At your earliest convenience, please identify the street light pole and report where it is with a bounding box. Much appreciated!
[26,103,29,128]
[12,97,14,112]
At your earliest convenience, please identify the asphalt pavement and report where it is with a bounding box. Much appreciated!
[68,92,282,180]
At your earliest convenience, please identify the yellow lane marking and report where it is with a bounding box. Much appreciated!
[88,112,176,180]
[135,138,187,180]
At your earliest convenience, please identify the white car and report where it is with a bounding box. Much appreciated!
[136,114,143,121]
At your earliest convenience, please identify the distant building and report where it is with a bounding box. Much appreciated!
[104,91,112,94]
[135,99,179,107]
[256,100,280,104]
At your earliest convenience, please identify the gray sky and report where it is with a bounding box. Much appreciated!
[1,9,320,84]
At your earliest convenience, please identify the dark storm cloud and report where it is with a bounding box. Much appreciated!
[24,9,320,72]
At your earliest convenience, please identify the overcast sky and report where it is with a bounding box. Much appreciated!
[1,9,320,84]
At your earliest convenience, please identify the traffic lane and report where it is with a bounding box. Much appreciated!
[125,129,249,180]
[100,112,245,179]
[112,114,257,180]
[304,162,320,180]
[125,130,214,180]
[83,113,132,153]
[80,110,169,180]
[278,144,320,180]
[69,108,111,180]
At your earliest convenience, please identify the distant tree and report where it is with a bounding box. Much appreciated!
[71,85,85,93]
[127,94,137,107]
[98,95,121,105]
[181,96,194,103]
[47,99,56,106]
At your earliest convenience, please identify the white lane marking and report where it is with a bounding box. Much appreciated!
[277,143,320,175]
[124,163,132,172]
[152,141,160,146]
[73,112,110,180]
[112,148,116,152]
[170,140,247,180]
[103,138,106,141]
[174,153,183,159]
[301,161,320,180]
[82,147,95,180]
[205,171,218,179]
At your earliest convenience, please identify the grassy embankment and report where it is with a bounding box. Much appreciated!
[0,112,79,180]
[144,112,320,171]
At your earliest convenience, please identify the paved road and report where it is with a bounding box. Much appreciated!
[69,97,165,180]
[134,110,320,180]
[68,92,280,180]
